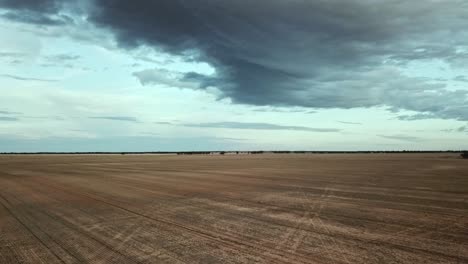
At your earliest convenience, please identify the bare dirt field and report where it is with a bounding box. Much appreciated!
[0,154,467,263]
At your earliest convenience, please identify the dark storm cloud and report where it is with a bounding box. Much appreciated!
[0,74,58,82]
[89,116,139,122]
[0,0,72,25]
[84,0,468,117]
[3,1,468,120]
[0,0,60,12]
[182,121,340,132]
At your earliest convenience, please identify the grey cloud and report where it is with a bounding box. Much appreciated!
[23,115,64,120]
[0,52,26,58]
[0,52,27,64]
[40,54,81,69]
[86,0,468,120]
[397,113,437,121]
[0,74,58,82]
[1,10,72,25]
[454,75,468,82]
[397,104,468,121]
[0,0,61,12]
[456,126,468,133]
[252,107,315,114]
[89,116,139,122]
[338,121,362,125]
[0,110,22,115]
[45,54,80,62]
[388,46,468,65]
[182,121,340,132]
[3,0,468,120]
[378,134,423,142]
[0,116,19,121]
[125,63,140,68]
[441,125,468,133]
[0,0,72,26]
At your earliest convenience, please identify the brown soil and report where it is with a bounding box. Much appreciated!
[0,154,467,263]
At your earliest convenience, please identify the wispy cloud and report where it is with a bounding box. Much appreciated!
[89,116,139,122]
[337,121,362,125]
[252,107,316,114]
[139,132,160,136]
[0,117,19,121]
[215,137,248,141]
[23,115,65,121]
[39,54,83,69]
[45,54,80,62]
[397,113,437,121]
[182,121,340,132]
[0,74,58,82]
[444,125,468,133]
[0,52,26,59]
[0,110,22,115]
[154,121,174,125]
[1,10,73,26]
[378,134,423,142]
[454,75,468,82]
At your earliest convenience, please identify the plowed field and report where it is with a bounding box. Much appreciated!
[1,154,467,263]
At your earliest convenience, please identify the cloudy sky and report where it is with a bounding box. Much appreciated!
[1,0,467,152]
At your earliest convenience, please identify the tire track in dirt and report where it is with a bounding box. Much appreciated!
[1,177,189,264]
[43,167,463,240]
[274,187,333,258]
[21,171,336,262]
[38,178,334,264]
[0,193,68,264]
[7,177,271,263]
[29,172,468,263]
[2,154,468,263]
[299,187,352,264]
[71,173,467,260]
[38,175,468,263]
[32,175,358,262]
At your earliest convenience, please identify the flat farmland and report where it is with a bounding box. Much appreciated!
[0,154,467,264]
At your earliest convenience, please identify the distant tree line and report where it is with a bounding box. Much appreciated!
[1,150,468,156]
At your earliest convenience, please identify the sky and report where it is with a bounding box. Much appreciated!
[0,0,467,152]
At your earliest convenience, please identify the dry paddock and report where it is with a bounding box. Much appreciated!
[0,153,467,264]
